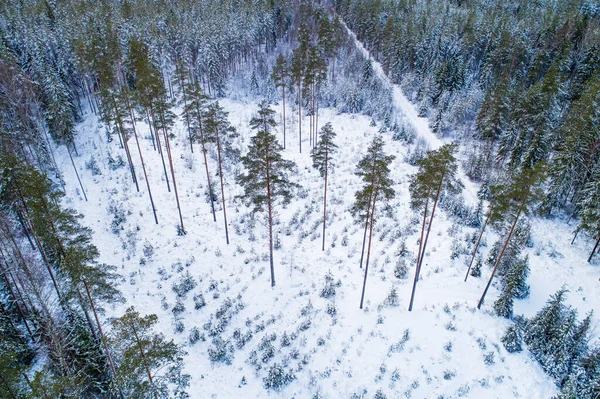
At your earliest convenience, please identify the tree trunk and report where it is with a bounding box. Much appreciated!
[180,81,194,153]
[465,212,491,282]
[67,144,88,201]
[111,95,139,192]
[315,87,319,144]
[409,175,444,312]
[76,288,99,343]
[359,190,374,269]
[150,108,171,192]
[588,235,600,263]
[127,97,158,224]
[215,126,229,244]
[16,210,36,250]
[160,113,184,233]
[478,204,524,309]
[195,105,216,222]
[131,323,159,399]
[409,195,429,311]
[282,80,286,149]
[298,80,302,153]
[83,279,124,399]
[322,144,329,251]
[359,193,377,309]
[145,109,157,151]
[571,227,580,245]
[265,141,275,287]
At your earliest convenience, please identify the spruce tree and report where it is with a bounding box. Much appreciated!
[351,135,395,309]
[311,122,338,251]
[236,101,300,287]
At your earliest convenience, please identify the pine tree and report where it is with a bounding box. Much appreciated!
[465,184,511,281]
[236,101,300,287]
[110,307,189,399]
[311,122,338,251]
[351,135,395,309]
[290,23,310,153]
[478,164,546,309]
[183,82,216,221]
[408,143,462,311]
[204,102,238,244]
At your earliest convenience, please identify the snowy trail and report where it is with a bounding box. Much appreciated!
[342,20,444,150]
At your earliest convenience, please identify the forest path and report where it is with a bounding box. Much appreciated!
[341,20,444,151]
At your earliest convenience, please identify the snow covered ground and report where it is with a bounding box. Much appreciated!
[51,36,600,399]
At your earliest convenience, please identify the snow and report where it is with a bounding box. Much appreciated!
[50,32,600,399]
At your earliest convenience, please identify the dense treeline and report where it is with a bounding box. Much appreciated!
[336,0,600,257]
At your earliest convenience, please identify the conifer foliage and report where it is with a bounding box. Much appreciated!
[351,135,395,309]
[311,122,338,251]
[408,144,462,311]
[237,101,300,287]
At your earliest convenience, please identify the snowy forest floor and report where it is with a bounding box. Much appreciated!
[53,38,600,399]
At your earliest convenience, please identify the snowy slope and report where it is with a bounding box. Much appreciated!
[51,34,600,399]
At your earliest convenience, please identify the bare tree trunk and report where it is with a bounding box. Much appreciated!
[359,190,374,269]
[16,210,36,250]
[215,126,229,244]
[195,106,216,222]
[298,81,302,153]
[160,115,184,233]
[588,235,600,263]
[150,108,171,192]
[179,78,194,153]
[409,175,444,312]
[315,87,319,144]
[127,99,158,224]
[359,193,377,309]
[478,204,524,309]
[145,109,157,151]
[76,288,99,343]
[111,95,139,191]
[571,227,580,245]
[322,144,329,251]
[67,144,88,201]
[408,195,429,312]
[282,81,286,149]
[465,212,490,282]
[266,142,275,287]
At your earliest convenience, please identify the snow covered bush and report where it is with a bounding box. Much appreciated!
[208,337,234,364]
[394,259,408,279]
[501,320,524,353]
[172,272,197,298]
[263,363,295,391]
